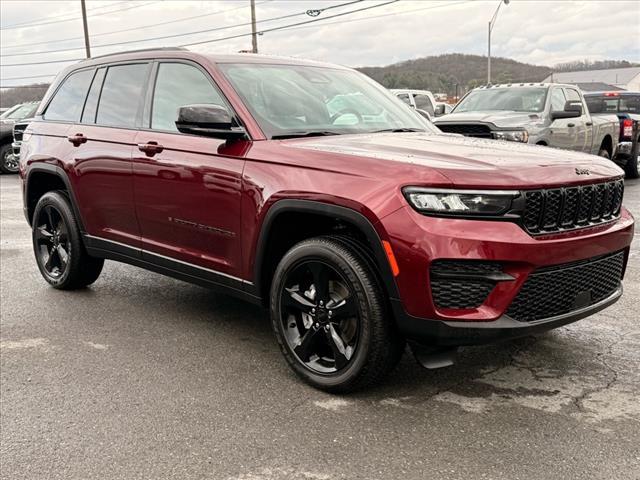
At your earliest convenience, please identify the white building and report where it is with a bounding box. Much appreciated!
[543,67,640,91]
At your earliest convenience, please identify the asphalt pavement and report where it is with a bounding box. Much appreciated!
[1,173,639,480]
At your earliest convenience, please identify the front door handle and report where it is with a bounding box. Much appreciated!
[67,133,87,146]
[568,123,575,128]
[137,141,164,157]
[585,121,593,126]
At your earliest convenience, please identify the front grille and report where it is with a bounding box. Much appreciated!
[523,180,623,235]
[437,123,493,138]
[506,251,624,322]
[430,260,503,309]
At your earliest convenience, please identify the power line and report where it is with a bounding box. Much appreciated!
[1,0,365,63]
[180,0,399,47]
[0,1,159,31]
[0,1,129,29]
[1,1,271,51]
[283,0,470,32]
[0,74,56,81]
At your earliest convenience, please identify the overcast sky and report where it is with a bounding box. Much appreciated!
[1,0,639,87]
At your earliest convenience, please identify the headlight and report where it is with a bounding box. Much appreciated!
[403,188,519,216]
[493,130,529,143]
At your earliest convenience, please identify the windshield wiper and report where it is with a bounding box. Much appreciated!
[272,131,342,139]
[371,128,425,133]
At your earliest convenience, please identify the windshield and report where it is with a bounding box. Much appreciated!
[585,94,640,114]
[219,63,432,138]
[2,103,38,120]
[454,87,548,113]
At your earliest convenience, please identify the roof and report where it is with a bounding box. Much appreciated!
[543,67,640,86]
[574,82,624,92]
[68,48,346,71]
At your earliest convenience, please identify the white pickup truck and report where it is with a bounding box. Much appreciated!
[433,83,620,159]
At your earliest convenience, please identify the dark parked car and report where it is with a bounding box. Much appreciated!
[20,49,634,392]
[0,101,39,173]
[585,91,640,178]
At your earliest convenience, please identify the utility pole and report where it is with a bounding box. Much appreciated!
[80,0,91,58]
[250,0,258,54]
[487,0,509,84]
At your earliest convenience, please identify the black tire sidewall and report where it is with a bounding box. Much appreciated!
[0,144,15,174]
[32,191,83,288]
[270,239,379,391]
[598,149,610,160]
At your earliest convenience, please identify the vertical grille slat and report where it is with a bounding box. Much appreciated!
[523,180,623,235]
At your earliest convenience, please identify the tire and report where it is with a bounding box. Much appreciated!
[0,143,17,174]
[598,148,610,160]
[32,190,104,290]
[624,141,640,178]
[270,236,404,393]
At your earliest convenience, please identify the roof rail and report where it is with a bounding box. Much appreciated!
[89,47,188,60]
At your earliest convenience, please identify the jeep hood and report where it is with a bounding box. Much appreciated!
[286,132,622,188]
[433,110,541,128]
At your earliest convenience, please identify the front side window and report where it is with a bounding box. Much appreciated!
[454,87,548,113]
[550,88,566,111]
[96,63,150,128]
[413,94,434,115]
[151,63,226,132]
[220,63,431,138]
[44,69,94,122]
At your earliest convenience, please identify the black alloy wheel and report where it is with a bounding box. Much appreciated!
[35,205,70,279]
[32,190,104,289]
[271,236,405,392]
[280,260,360,374]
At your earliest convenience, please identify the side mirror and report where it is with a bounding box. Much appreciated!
[175,104,246,140]
[434,104,446,116]
[551,101,582,120]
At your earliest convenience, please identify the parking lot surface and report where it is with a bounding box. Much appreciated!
[1,174,639,480]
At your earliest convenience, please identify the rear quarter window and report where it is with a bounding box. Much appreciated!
[44,69,94,122]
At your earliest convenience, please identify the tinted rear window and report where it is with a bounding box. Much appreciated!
[96,63,150,128]
[44,69,94,122]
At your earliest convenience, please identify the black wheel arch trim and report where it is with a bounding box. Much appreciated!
[24,163,86,232]
[251,199,401,301]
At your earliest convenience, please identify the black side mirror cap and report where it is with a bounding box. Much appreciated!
[175,104,247,140]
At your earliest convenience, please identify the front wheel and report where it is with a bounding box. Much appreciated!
[270,237,404,393]
[598,148,610,160]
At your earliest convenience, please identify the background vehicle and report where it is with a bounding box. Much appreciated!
[0,101,39,173]
[433,84,619,159]
[585,91,640,178]
[20,50,633,392]
[391,88,438,118]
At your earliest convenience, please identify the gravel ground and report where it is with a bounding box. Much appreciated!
[1,174,639,480]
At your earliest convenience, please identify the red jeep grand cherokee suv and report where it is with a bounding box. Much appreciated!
[20,49,634,392]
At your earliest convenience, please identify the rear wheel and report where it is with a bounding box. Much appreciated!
[624,141,640,178]
[598,148,610,160]
[270,237,404,392]
[0,144,17,174]
[32,191,104,289]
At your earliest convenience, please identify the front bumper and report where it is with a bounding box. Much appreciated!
[382,205,634,344]
[392,286,622,346]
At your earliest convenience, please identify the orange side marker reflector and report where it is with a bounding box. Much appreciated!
[382,240,400,277]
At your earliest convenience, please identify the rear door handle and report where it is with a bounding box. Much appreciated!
[568,123,575,128]
[137,141,164,156]
[586,122,593,126]
[67,133,87,146]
